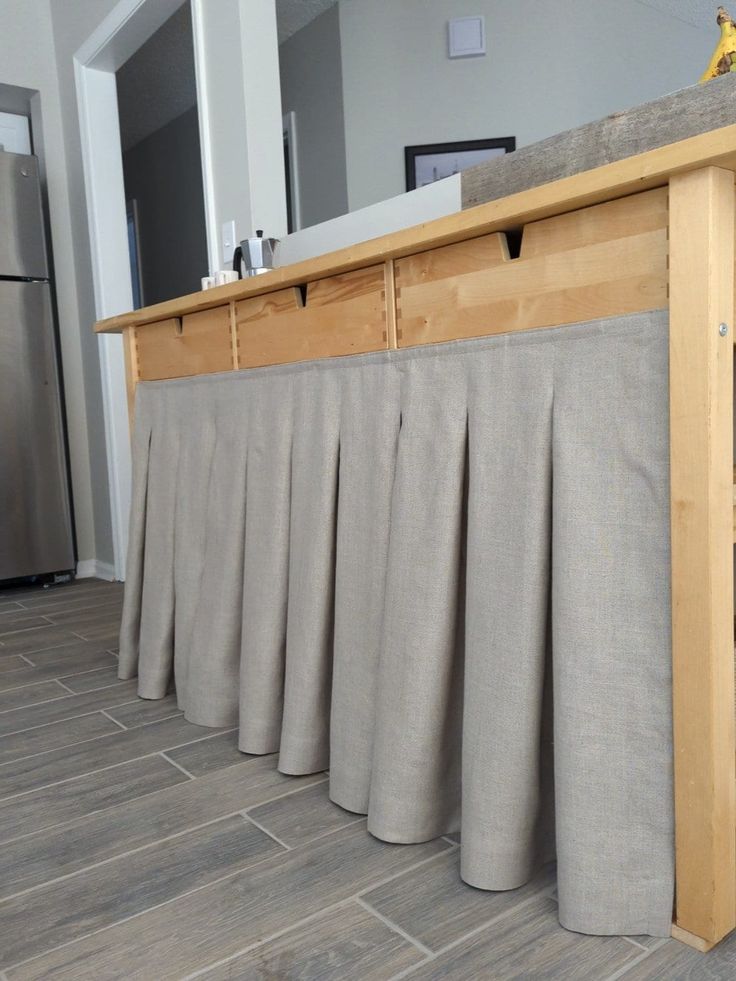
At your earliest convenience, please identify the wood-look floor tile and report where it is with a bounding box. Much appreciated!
[248,780,361,847]
[0,581,116,603]
[0,681,70,714]
[198,901,425,980]
[17,591,123,615]
[613,934,736,978]
[42,603,122,628]
[0,653,118,693]
[0,815,282,969]
[364,852,556,952]
[0,613,51,634]
[58,666,121,693]
[0,757,318,900]
[0,712,120,765]
[71,621,120,644]
[104,695,182,729]
[165,728,248,776]
[27,641,117,666]
[400,895,638,980]
[0,626,83,657]
[0,682,138,737]
[0,754,188,845]
[8,824,452,980]
[0,658,29,677]
[0,716,233,799]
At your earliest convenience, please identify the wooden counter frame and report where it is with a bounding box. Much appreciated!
[96,126,736,953]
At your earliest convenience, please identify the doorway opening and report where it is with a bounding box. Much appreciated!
[116,3,208,307]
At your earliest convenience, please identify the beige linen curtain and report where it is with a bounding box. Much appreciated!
[119,310,673,937]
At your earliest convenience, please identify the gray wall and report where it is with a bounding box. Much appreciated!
[279,4,348,228]
[339,0,714,211]
[122,105,208,306]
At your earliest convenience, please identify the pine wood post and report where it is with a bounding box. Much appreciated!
[669,166,736,946]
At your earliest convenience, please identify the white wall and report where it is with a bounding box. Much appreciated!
[196,0,286,269]
[0,0,116,572]
[338,0,714,211]
[279,4,349,229]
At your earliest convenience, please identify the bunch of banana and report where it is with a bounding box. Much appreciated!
[701,6,736,81]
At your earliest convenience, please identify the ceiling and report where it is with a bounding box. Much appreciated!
[116,0,337,152]
[116,3,197,152]
[277,0,337,43]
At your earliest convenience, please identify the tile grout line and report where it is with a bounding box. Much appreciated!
[58,678,124,694]
[159,751,196,780]
[99,709,128,731]
[53,679,77,696]
[180,898,373,980]
[0,685,127,717]
[0,727,239,802]
[8,818,456,976]
[355,895,435,958]
[0,780,327,904]
[4,797,380,974]
[0,696,142,741]
[0,658,120,695]
[601,939,668,981]
[0,767,324,853]
[0,689,73,716]
[622,937,655,952]
[241,812,292,850]
[11,642,93,662]
[386,879,562,981]
[178,846,459,981]
[0,723,146,769]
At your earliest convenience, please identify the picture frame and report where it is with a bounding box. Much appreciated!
[405,137,516,192]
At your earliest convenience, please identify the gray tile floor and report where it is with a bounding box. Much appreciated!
[0,578,733,979]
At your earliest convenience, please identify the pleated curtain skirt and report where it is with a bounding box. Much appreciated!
[119,311,674,937]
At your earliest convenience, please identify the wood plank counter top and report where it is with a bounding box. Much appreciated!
[96,122,736,334]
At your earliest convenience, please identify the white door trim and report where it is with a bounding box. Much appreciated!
[73,0,216,580]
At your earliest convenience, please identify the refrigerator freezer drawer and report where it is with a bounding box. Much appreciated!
[0,152,48,280]
[0,280,74,579]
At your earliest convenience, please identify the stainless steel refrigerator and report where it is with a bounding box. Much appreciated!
[0,151,75,581]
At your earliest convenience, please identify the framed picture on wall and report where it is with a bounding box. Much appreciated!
[405,137,516,191]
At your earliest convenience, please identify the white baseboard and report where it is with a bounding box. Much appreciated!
[76,559,117,582]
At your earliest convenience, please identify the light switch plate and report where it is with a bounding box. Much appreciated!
[448,16,486,58]
[221,220,237,263]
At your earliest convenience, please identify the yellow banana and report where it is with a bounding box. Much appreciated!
[701,7,736,81]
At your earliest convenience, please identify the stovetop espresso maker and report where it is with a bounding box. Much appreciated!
[232,230,279,278]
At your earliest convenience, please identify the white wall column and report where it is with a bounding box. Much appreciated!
[239,0,287,238]
[192,0,286,272]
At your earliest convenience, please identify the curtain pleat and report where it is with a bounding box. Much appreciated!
[172,386,217,713]
[239,373,294,754]
[118,385,154,678]
[330,362,400,813]
[551,323,673,937]
[279,370,341,774]
[136,388,179,699]
[461,340,554,891]
[119,311,674,937]
[368,357,469,843]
